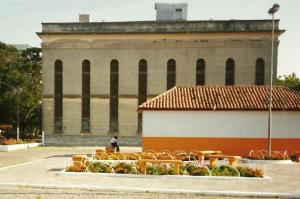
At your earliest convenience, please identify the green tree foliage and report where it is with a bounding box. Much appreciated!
[0,41,42,138]
[276,73,300,92]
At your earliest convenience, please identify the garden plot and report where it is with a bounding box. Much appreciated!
[63,150,268,179]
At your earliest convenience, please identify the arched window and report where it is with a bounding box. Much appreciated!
[82,59,90,132]
[54,60,63,132]
[110,59,119,132]
[137,59,147,133]
[255,58,265,85]
[196,59,205,85]
[167,59,176,90]
[225,58,235,85]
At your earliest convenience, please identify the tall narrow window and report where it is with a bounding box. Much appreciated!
[54,60,63,132]
[255,58,265,85]
[167,59,176,90]
[82,59,90,132]
[110,59,119,132]
[137,59,147,133]
[196,59,205,85]
[225,58,235,85]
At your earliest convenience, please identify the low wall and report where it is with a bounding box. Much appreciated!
[45,134,142,146]
[0,143,41,152]
[142,137,300,157]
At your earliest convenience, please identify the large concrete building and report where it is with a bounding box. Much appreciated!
[37,4,284,146]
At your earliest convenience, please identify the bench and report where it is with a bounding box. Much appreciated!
[208,155,241,167]
[138,159,182,175]
[197,150,222,161]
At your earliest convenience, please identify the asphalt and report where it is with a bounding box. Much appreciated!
[0,147,300,198]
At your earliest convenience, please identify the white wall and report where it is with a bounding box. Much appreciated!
[143,111,300,138]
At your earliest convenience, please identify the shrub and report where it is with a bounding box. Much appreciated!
[86,162,113,173]
[248,150,290,160]
[1,138,17,145]
[65,165,85,172]
[180,162,210,176]
[211,165,239,177]
[290,154,297,162]
[114,162,137,174]
[237,166,263,177]
[189,167,210,176]
[0,138,35,145]
[146,163,175,175]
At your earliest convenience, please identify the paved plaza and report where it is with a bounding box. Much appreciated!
[0,147,300,199]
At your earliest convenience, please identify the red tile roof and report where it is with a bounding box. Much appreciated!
[138,86,300,111]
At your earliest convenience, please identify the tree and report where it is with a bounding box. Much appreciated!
[0,41,42,138]
[276,73,300,92]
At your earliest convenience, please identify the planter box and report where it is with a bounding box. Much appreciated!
[0,143,41,152]
[60,170,270,180]
[27,143,41,148]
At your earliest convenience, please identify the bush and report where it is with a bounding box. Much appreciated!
[0,138,36,145]
[146,163,175,175]
[290,154,298,162]
[114,162,137,174]
[66,165,85,172]
[86,162,113,173]
[180,163,210,176]
[211,165,239,177]
[237,166,263,177]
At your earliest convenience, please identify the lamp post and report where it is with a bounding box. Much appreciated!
[267,3,280,156]
[0,81,23,140]
[16,88,24,141]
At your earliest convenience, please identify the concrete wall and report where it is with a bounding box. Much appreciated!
[143,111,300,138]
[42,34,276,96]
[41,32,279,138]
[155,3,188,21]
[45,134,142,146]
[43,97,138,135]
[40,20,280,34]
[142,111,300,156]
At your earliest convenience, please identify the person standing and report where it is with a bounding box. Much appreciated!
[110,136,120,152]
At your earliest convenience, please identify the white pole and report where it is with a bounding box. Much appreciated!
[17,90,20,141]
[17,127,20,141]
[42,130,45,146]
[268,13,275,156]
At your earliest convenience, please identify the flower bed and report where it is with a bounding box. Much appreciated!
[248,150,290,160]
[65,160,264,178]
[247,150,293,164]
[0,138,41,152]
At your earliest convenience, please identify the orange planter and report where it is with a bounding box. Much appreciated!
[72,155,87,171]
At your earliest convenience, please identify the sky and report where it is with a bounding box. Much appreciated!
[0,0,299,76]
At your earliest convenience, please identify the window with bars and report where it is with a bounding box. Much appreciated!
[110,59,119,133]
[225,58,235,85]
[196,59,205,85]
[137,59,147,133]
[255,58,265,85]
[54,60,63,132]
[82,59,90,132]
[167,59,176,90]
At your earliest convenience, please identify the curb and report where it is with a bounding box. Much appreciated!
[60,170,271,180]
[0,183,299,198]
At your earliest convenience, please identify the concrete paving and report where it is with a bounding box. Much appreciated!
[0,147,300,198]
[0,187,288,199]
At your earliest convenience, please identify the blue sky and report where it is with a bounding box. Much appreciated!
[0,0,299,76]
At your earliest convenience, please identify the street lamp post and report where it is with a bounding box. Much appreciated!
[267,4,280,156]
[16,88,23,141]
